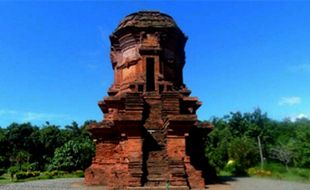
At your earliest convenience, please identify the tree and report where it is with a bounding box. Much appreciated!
[292,119,310,168]
[0,128,9,168]
[9,150,31,170]
[49,139,95,172]
[205,109,275,175]
[269,145,294,170]
[6,123,38,152]
[205,118,231,171]
[228,111,249,136]
[228,136,259,174]
[30,123,65,170]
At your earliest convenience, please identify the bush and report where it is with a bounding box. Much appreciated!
[73,170,84,177]
[21,162,39,172]
[8,166,18,180]
[42,171,53,179]
[264,162,286,173]
[247,167,272,177]
[15,171,40,180]
[228,137,259,175]
[44,170,65,178]
[224,160,237,174]
[8,166,18,174]
[21,163,31,171]
[295,169,310,180]
[49,139,95,172]
[15,172,25,180]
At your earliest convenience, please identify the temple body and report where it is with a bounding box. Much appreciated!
[85,11,211,189]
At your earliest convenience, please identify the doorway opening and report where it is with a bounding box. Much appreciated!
[146,57,155,91]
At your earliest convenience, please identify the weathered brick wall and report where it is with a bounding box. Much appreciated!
[85,11,212,189]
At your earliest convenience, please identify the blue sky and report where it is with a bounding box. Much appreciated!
[0,1,309,127]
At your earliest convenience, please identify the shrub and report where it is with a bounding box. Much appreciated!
[21,162,31,171]
[73,170,84,177]
[32,171,40,177]
[49,139,95,172]
[8,166,18,174]
[21,162,39,172]
[43,171,53,179]
[228,137,259,175]
[247,167,257,176]
[296,169,310,180]
[15,172,25,180]
[8,166,18,180]
[15,171,40,180]
[51,170,65,176]
[224,160,237,174]
[247,167,272,177]
[42,170,67,179]
[264,162,286,173]
[50,170,58,176]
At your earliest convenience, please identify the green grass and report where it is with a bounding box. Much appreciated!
[0,173,13,184]
[0,171,84,184]
[217,162,310,184]
[218,170,233,177]
[251,163,310,183]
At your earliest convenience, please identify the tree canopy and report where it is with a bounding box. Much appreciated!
[0,110,309,176]
[0,121,96,172]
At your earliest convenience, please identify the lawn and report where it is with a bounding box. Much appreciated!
[261,163,310,183]
[0,173,11,184]
[218,162,310,184]
[0,170,84,184]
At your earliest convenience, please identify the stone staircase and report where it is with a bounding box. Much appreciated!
[143,93,169,187]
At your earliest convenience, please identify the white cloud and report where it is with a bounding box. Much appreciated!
[0,109,70,123]
[278,96,301,106]
[0,109,17,116]
[22,112,69,122]
[289,113,309,122]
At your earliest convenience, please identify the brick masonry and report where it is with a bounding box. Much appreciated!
[84,11,213,190]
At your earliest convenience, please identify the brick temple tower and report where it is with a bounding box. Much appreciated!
[85,11,211,189]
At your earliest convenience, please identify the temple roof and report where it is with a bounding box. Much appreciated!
[115,11,179,32]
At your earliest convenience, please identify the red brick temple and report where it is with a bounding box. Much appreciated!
[85,11,212,189]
